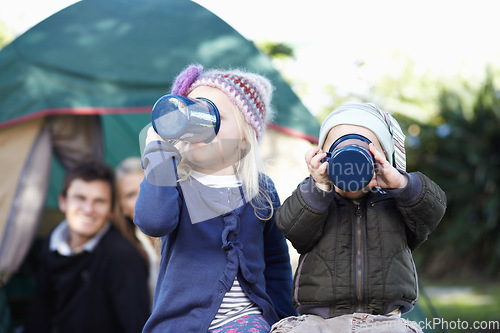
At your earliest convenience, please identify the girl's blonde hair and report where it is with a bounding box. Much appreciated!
[176,105,274,220]
[170,64,276,220]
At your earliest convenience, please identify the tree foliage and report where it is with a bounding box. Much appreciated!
[256,41,294,59]
[0,20,14,49]
[408,70,500,278]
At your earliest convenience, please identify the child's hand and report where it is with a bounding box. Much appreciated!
[305,147,331,191]
[145,126,165,146]
[368,143,408,189]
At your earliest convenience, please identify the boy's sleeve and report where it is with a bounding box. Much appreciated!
[387,171,447,250]
[275,177,334,254]
[134,141,182,237]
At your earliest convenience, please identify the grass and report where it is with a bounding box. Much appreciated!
[412,279,500,333]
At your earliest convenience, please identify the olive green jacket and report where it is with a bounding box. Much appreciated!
[276,171,446,317]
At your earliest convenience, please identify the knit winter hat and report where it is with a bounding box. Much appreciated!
[318,103,406,170]
[170,64,273,142]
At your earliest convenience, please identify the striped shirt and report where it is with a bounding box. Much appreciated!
[191,171,263,329]
[209,278,262,329]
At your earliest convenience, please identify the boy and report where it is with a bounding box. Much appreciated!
[272,103,446,332]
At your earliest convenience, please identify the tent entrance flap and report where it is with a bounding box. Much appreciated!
[0,115,105,284]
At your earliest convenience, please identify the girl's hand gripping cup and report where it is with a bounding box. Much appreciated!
[151,94,221,143]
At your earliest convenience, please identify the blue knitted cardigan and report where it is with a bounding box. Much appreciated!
[134,141,297,332]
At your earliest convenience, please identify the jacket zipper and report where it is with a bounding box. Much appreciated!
[354,202,364,312]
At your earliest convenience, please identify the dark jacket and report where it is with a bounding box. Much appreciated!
[276,171,446,318]
[25,226,150,333]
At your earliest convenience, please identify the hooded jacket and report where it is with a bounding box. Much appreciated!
[276,171,446,317]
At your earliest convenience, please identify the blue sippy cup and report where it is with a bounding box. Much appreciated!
[151,94,220,143]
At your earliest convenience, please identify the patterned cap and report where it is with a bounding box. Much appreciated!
[318,103,406,170]
[170,64,273,142]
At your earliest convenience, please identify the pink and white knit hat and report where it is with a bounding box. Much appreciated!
[170,64,273,142]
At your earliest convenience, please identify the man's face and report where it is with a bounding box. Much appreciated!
[59,179,113,244]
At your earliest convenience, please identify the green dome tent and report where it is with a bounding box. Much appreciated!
[0,0,320,285]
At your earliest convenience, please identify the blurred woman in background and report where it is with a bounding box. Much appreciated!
[114,157,160,308]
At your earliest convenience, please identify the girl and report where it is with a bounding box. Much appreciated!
[134,64,297,333]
